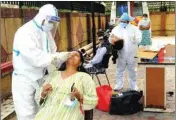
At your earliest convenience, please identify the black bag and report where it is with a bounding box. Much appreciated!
[109,90,143,115]
[84,110,93,120]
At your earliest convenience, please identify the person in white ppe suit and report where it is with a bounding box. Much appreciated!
[109,13,142,91]
[12,4,70,120]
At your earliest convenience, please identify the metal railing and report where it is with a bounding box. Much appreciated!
[147,1,175,12]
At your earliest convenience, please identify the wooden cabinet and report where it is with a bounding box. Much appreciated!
[141,64,174,112]
[145,67,165,109]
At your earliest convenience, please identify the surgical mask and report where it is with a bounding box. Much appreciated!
[42,23,54,32]
[143,17,147,20]
[119,23,128,28]
[64,97,77,107]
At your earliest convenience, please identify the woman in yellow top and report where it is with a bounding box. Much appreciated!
[34,51,98,120]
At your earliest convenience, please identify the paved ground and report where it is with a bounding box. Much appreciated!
[92,36,175,120]
[3,36,176,120]
[92,60,175,120]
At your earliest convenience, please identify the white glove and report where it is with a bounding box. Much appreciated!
[47,64,57,73]
[84,61,93,68]
[51,52,70,68]
[84,63,93,68]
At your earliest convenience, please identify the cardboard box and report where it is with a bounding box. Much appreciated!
[164,45,175,57]
[137,48,158,59]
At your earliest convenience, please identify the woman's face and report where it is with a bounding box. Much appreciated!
[67,51,81,67]
[143,16,147,20]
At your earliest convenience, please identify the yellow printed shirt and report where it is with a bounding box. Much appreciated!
[34,71,98,120]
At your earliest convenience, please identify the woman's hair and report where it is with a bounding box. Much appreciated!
[58,50,87,73]
[113,39,124,50]
[111,39,124,64]
[143,14,148,17]
[81,49,86,54]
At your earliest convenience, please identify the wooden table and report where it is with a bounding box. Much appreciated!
[137,45,175,112]
[138,60,175,112]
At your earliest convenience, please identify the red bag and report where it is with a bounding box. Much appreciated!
[158,47,165,63]
[96,85,112,112]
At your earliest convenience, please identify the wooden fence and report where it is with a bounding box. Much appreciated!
[150,12,175,36]
[1,8,110,63]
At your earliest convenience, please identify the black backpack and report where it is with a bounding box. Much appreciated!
[109,90,143,115]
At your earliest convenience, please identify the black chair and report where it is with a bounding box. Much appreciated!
[85,54,111,86]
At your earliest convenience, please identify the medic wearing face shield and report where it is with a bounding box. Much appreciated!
[109,13,142,91]
[12,4,70,120]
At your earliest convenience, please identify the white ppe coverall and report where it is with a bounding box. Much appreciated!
[12,4,67,120]
[109,22,142,91]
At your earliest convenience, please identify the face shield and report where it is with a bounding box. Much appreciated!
[45,15,60,37]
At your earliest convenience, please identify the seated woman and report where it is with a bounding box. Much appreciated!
[84,36,124,73]
[84,34,112,69]
[34,51,98,120]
